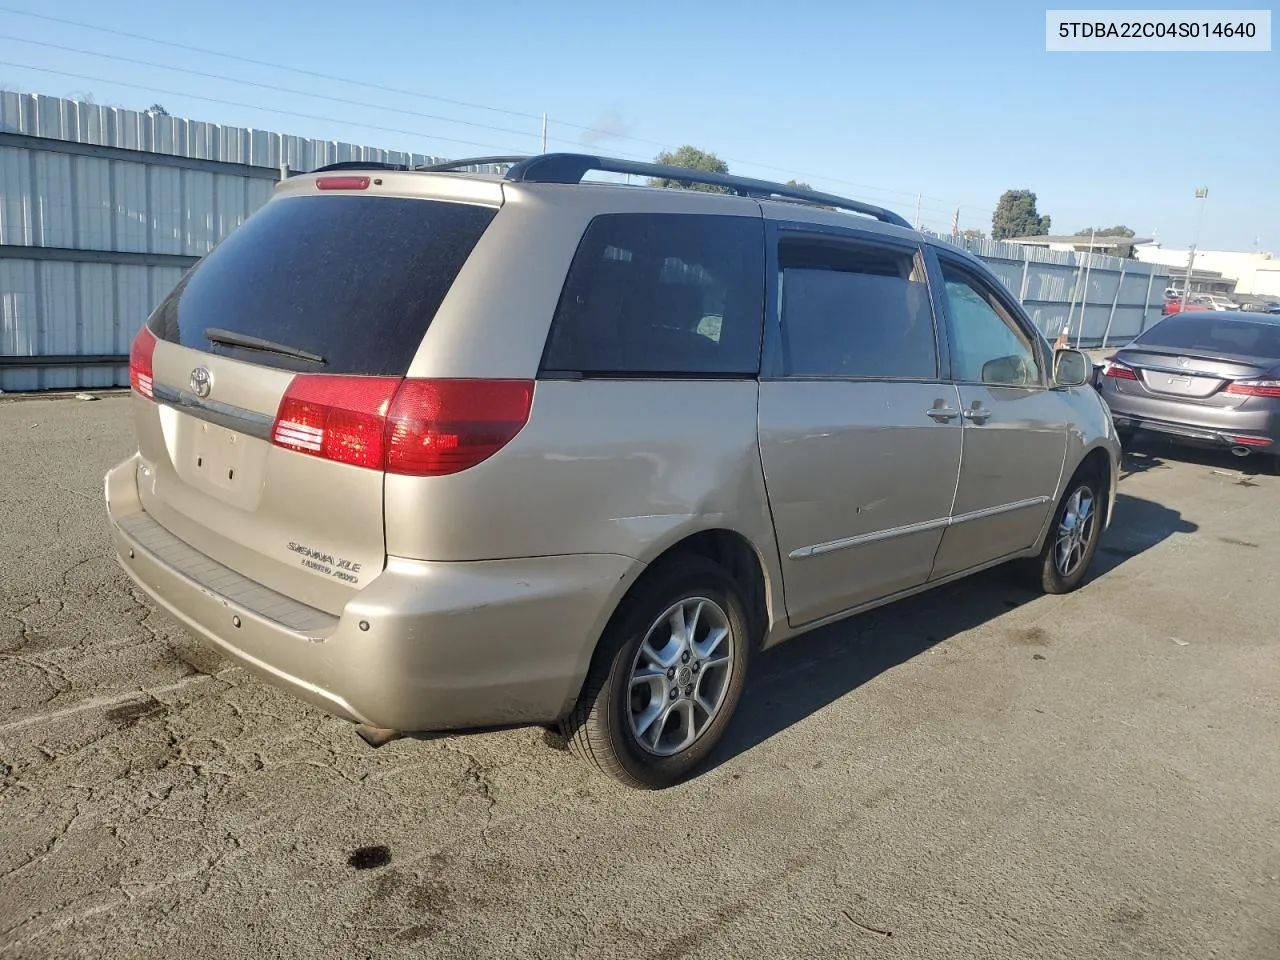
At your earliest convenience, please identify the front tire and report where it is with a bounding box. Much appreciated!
[563,556,751,789]
[1029,471,1103,594]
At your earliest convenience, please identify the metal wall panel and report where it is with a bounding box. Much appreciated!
[0,256,40,392]
[115,264,152,351]
[0,258,37,354]
[33,150,74,247]
[74,155,114,251]
[149,166,183,255]
[183,170,216,255]
[113,161,149,254]
[0,92,454,175]
[0,146,33,245]
[78,263,116,388]
[38,261,77,390]
[0,256,185,391]
[213,173,251,243]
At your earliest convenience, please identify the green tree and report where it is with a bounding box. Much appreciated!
[1073,225,1139,258]
[1073,225,1135,237]
[147,103,170,116]
[992,189,1051,240]
[961,228,986,240]
[649,146,730,193]
[785,179,813,191]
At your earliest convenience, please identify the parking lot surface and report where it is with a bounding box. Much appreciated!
[1,393,1278,960]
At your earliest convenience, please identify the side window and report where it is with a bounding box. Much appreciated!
[940,263,1042,386]
[541,214,764,376]
[777,239,937,379]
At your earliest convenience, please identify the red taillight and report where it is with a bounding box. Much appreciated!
[386,379,533,476]
[1226,379,1280,398]
[129,325,157,399]
[272,376,400,470]
[1229,435,1271,446]
[270,376,533,476]
[315,176,371,191]
[1103,361,1138,381]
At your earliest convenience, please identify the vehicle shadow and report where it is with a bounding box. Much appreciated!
[703,491,1197,774]
[1121,434,1277,479]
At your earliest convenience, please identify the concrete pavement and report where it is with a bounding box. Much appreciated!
[1,394,1278,959]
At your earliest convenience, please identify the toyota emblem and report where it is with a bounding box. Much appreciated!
[190,366,213,398]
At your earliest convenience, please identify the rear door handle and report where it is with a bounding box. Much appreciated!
[962,405,991,424]
[926,407,960,423]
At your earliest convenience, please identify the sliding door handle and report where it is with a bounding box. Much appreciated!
[926,407,960,423]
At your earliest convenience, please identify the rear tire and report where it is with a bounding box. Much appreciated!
[562,556,751,789]
[1028,469,1103,595]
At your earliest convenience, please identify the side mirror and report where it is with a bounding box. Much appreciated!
[1054,348,1090,387]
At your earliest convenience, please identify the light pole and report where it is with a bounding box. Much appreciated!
[1182,187,1208,299]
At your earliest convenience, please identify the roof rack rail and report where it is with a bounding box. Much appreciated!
[415,156,530,172]
[501,153,913,229]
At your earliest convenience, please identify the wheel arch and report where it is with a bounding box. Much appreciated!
[557,525,777,727]
[1033,441,1117,555]
[1076,443,1117,529]
[637,528,775,646]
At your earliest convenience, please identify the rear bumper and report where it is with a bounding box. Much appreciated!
[1109,412,1275,451]
[105,454,639,731]
[1100,386,1278,451]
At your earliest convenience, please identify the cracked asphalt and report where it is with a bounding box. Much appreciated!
[1,393,1278,960]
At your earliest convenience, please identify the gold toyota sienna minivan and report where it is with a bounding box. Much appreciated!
[106,153,1120,788]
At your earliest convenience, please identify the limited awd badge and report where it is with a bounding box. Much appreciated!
[190,366,213,398]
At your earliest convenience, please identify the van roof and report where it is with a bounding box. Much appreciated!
[308,152,914,231]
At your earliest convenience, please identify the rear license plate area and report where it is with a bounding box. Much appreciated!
[191,421,249,490]
[1140,371,1223,398]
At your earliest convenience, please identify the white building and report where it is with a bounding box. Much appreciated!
[1005,234,1152,257]
[1133,245,1280,296]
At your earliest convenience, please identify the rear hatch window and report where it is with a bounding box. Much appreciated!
[148,195,497,374]
[131,192,497,615]
[1137,316,1280,359]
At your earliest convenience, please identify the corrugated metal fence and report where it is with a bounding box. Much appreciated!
[928,232,1170,350]
[1,91,1170,391]
[0,91,466,391]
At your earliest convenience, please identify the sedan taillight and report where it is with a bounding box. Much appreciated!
[1102,360,1138,381]
[1225,379,1280,398]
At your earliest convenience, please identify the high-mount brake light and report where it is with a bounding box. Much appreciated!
[315,176,371,191]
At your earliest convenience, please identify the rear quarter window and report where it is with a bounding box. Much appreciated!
[541,213,765,377]
[1139,316,1280,358]
[148,195,497,375]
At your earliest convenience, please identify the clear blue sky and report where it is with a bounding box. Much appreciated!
[0,0,1275,250]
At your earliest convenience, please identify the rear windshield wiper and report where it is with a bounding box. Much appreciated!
[204,328,326,365]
